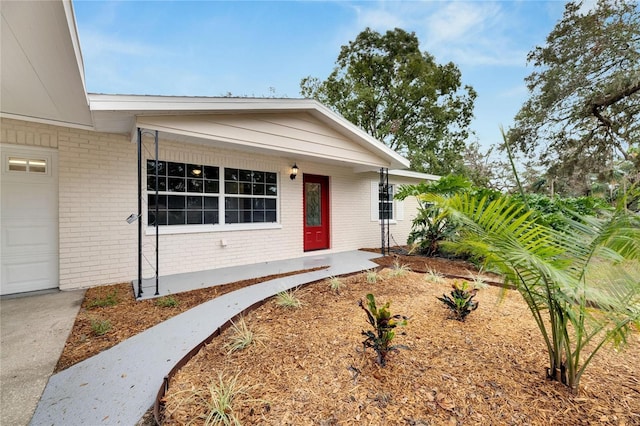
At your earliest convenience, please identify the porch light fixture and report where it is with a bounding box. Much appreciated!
[290,163,298,180]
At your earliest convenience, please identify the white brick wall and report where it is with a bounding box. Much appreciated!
[0,118,59,148]
[1,118,428,290]
[57,128,137,290]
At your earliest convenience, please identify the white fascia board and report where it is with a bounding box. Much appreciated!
[388,169,441,181]
[88,94,319,113]
[0,112,95,131]
[63,0,87,98]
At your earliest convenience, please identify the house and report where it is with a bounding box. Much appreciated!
[0,0,438,296]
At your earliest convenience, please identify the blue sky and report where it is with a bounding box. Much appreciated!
[73,0,571,151]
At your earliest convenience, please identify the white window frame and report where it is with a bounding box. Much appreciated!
[145,161,281,235]
[370,181,403,224]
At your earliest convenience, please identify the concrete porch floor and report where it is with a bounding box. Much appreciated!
[30,250,381,425]
[135,249,383,299]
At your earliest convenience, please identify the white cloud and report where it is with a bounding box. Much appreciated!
[341,1,532,67]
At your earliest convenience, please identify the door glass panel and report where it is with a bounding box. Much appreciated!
[305,182,321,226]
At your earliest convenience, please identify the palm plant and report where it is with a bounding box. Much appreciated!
[423,189,640,394]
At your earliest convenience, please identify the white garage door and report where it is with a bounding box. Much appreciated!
[1,145,58,295]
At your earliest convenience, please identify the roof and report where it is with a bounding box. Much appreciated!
[0,0,418,172]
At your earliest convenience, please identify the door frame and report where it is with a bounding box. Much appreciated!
[302,174,330,252]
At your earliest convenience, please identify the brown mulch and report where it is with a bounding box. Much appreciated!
[161,269,639,425]
[56,251,640,425]
[55,267,327,372]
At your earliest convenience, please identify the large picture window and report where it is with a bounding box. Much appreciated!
[147,160,219,226]
[146,161,278,227]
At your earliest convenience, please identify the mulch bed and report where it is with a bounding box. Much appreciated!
[160,268,639,425]
[159,268,639,425]
[55,267,327,372]
[56,251,639,425]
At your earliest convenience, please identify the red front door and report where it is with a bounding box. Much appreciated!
[303,174,330,251]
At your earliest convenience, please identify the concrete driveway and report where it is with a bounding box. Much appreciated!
[1,290,84,426]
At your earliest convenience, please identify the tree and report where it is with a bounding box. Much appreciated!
[508,0,640,194]
[424,188,640,394]
[300,28,476,175]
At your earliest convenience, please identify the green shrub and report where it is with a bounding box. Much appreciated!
[365,269,379,284]
[275,289,302,308]
[437,280,479,321]
[359,294,409,367]
[329,276,344,294]
[87,290,118,308]
[167,371,260,425]
[224,317,260,354]
[90,319,112,336]
[155,295,179,307]
[389,261,411,277]
[424,268,445,284]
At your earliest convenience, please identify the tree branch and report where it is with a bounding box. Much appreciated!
[590,80,640,134]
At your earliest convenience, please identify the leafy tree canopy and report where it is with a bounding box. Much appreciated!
[300,28,476,175]
[508,0,640,193]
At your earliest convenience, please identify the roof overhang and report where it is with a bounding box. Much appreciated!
[0,0,92,129]
[89,94,411,171]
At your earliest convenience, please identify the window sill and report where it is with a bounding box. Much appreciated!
[375,220,398,225]
[145,223,283,235]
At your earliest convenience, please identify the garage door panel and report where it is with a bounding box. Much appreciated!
[2,182,57,218]
[3,223,56,252]
[1,255,58,294]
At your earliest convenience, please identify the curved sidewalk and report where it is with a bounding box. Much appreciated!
[30,250,380,425]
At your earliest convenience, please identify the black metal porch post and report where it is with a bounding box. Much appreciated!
[154,130,159,296]
[137,128,143,298]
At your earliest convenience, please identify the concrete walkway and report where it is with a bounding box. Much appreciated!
[1,290,85,426]
[29,250,380,425]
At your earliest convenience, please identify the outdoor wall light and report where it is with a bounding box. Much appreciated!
[290,163,299,180]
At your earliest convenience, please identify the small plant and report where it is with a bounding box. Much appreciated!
[389,260,411,277]
[329,276,344,294]
[87,290,118,308]
[167,371,260,425]
[224,317,259,354]
[90,318,112,336]
[155,295,179,307]
[437,280,479,321]
[359,293,409,367]
[425,268,445,284]
[365,269,379,284]
[470,273,488,290]
[275,289,302,308]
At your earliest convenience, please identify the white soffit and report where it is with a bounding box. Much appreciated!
[0,0,92,128]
